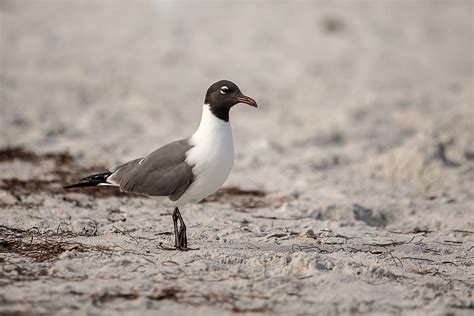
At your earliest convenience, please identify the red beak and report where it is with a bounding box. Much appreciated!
[234,95,258,108]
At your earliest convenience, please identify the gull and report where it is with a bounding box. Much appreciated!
[65,80,257,250]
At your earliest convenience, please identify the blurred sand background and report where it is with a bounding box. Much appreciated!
[0,0,473,315]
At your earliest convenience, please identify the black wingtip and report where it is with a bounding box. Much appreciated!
[64,182,99,189]
[64,171,112,190]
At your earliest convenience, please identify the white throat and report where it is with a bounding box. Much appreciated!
[178,104,234,205]
[193,104,231,139]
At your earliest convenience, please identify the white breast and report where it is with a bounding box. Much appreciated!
[176,104,234,206]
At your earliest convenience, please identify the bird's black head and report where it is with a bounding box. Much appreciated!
[204,80,257,122]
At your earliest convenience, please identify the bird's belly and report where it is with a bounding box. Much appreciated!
[197,157,233,196]
[177,142,234,205]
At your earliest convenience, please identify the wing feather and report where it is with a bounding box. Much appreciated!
[112,139,194,200]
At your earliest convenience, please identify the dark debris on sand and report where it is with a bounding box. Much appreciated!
[0,225,112,263]
[0,146,288,207]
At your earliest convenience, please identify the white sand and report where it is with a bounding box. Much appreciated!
[0,1,473,315]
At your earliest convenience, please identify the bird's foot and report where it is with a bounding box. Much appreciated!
[157,242,199,251]
[174,226,199,250]
[175,245,199,251]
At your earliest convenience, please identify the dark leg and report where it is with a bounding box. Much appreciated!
[175,208,187,248]
[172,207,180,248]
[167,207,197,251]
[172,207,189,250]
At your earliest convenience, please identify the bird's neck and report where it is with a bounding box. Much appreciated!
[192,104,232,141]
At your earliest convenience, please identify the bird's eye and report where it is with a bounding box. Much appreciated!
[220,86,229,95]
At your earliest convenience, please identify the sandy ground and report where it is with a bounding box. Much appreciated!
[1,0,473,315]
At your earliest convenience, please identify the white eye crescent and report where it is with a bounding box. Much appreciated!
[220,86,229,95]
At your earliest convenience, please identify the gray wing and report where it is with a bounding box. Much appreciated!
[111,139,194,201]
[108,158,143,184]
